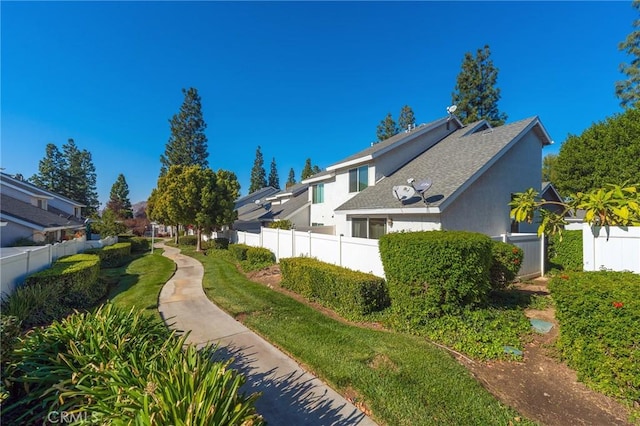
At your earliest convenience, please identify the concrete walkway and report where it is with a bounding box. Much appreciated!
[157,243,377,426]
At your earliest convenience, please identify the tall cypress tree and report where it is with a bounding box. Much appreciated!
[30,143,65,191]
[106,174,133,219]
[452,45,507,126]
[249,146,267,193]
[160,87,209,177]
[376,112,398,141]
[398,105,416,131]
[286,168,296,188]
[616,0,640,109]
[268,157,280,189]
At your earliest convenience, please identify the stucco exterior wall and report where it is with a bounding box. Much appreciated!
[441,131,543,236]
[385,214,442,233]
[1,222,35,247]
[2,186,30,203]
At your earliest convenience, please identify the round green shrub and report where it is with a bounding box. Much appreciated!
[178,235,198,246]
[489,241,523,289]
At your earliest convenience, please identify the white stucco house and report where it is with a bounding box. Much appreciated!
[301,115,553,239]
[0,173,85,246]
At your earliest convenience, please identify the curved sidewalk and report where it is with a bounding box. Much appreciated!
[157,243,377,426]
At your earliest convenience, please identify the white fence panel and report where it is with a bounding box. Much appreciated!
[583,225,640,273]
[1,236,118,297]
[294,232,312,257]
[340,236,384,277]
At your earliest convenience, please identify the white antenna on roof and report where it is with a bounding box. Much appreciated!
[446,105,457,115]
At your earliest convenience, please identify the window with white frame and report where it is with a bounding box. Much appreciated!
[312,183,324,204]
[348,165,368,193]
[351,217,386,239]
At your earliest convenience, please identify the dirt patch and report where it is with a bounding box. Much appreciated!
[245,269,636,425]
[343,386,373,418]
[368,353,399,372]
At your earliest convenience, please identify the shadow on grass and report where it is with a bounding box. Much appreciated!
[210,344,368,426]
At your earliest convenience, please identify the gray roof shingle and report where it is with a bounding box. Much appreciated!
[1,194,85,229]
[335,117,542,212]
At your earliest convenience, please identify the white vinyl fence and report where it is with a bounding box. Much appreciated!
[1,236,118,297]
[234,229,544,280]
[583,224,640,273]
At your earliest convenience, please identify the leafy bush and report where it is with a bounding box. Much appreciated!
[489,241,523,289]
[0,315,21,364]
[210,237,229,250]
[129,237,150,253]
[549,271,639,405]
[268,220,292,230]
[229,243,251,261]
[242,247,276,271]
[549,230,582,271]
[280,257,390,317]
[85,242,132,268]
[178,235,198,246]
[0,284,69,329]
[379,231,492,326]
[1,304,264,425]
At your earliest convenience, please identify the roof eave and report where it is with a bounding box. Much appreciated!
[301,172,335,184]
[334,206,442,215]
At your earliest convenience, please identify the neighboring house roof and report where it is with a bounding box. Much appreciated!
[336,116,552,213]
[234,184,310,228]
[234,186,280,209]
[271,191,310,221]
[0,194,84,231]
[0,172,86,207]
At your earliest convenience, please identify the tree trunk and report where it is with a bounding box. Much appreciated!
[196,228,202,252]
[175,224,179,245]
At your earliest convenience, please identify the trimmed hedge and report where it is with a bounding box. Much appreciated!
[242,247,276,271]
[229,244,251,261]
[280,257,390,317]
[210,237,230,250]
[549,271,639,405]
[178,235,198,246]
[379,231,492,325]
[549,230,582,271]
[85,242,132,268]
[129,237,150,253]
[4,253,104,326]
[489,241,524,289]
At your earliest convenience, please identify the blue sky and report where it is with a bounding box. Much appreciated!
[1,1,636,207]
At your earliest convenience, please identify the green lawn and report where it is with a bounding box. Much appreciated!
[181,247,535,426]
[104,250,175,319]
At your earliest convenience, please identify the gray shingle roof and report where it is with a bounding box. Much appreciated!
[0,173,86,206]
[235,187,280,209]
[327,117,449,168]
[271,189,310,220]
[1,194,85,229]
[335,117,542,212]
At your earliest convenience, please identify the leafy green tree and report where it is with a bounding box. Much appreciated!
[616,0,640,109]
[452,45,507,126]
[398,105,416,131]
[249,146,267,193]
[542,154,559,184]
[160,87,209,177]
[30,143,64,191]
[92,209,127,237]
[106,174,133,219]
[376,112,398,141]
[554,108,640,196]
[213,169,241,230]
[286,168,296,188]
[268,157,280,189]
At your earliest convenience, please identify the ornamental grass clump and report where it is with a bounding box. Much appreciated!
[1,304,264,425]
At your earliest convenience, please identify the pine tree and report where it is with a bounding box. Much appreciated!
[398,105,416,131]
[30,143,65,191]
[452,45,507,127]
[160,87,209,177]
[616,0,640,109]
[301,158,313,180]
[106,174,133,219]
[376,112,398,142]
[249,146,267,193]
[268,157,280,189]
[286,168,296,188]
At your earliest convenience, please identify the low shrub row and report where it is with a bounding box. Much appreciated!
[280,257,390,317]
[379,231,494,325]
[3,253,105,327]
[242,247,276,271]
[1,304,264,425]
[229,243,251,261]
[549,230,582,271]
[549,271,639,405]
[178,235,199,246]
[490,241,524,289]
[85,242,132,268]
[117,235,150,253]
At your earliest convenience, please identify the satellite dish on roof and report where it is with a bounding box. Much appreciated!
[392,185,416,202]
[414,178,433,194]
[254,199,261,205]
[447,105,457,114]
